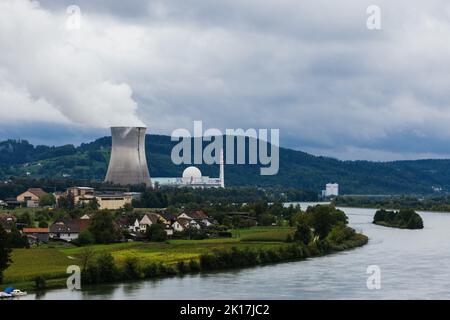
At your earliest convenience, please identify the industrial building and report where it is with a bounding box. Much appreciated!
[322,183,339,197]
[152,150,225,189]
[57,186,133,210]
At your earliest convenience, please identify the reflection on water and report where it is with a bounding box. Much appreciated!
[23,205,450,300]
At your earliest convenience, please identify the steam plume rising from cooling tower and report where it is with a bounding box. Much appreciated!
[105,127,151,186]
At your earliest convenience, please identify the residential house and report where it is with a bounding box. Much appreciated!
[22,228,49,243]
[116,215,140,233]
[158,211,176,225]
[139,213,161,233]
[178,210,209,220]
[16,188,48,207]
[164,225,174,237]
[173,218,201,232]
[199,218,217,228]
[49,218,90,242]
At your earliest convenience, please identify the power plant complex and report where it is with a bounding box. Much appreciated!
[105,127,224,188]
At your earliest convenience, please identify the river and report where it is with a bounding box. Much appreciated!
[23,205,450,300]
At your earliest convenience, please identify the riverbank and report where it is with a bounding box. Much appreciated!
[3,227,368,293]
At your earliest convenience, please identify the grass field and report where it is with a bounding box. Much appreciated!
[2,227,294,290]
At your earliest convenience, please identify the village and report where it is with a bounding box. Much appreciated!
[0,186,227,246]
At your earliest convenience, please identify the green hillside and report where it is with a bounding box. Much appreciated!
[1,135,450,195]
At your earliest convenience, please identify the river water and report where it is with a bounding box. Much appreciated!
[23,205,450,300]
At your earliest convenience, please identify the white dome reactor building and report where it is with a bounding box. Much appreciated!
[152,150,225,189]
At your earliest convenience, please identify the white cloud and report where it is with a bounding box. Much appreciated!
[2,0,450,159]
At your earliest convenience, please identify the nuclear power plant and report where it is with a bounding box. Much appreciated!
[152,149,225,189]
[105,127,152,186]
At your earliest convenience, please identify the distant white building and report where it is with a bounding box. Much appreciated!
[323,183,339,197]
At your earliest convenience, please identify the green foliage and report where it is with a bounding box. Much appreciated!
[17,211,33,227]
[294,220,312,245]
[145,223,168,242]
[258,213,276,226]
[38,221,48,228]
[188,259,201,272]
[326,224,355,244]
[122,257,141,280]
[373,209,424,229]
[176,261,190,273]
[0,224,12,283]
[306,205,348,239]
[39,193,56,207]
[83,253,119,284]
[7,227,29,248]
[335,195,450,212]
[89,210,121,244]
[76,230,95,246]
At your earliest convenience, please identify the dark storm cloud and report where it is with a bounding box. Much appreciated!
[2,0,450,160]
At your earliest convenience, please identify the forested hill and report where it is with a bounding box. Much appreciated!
[1,135,450,195]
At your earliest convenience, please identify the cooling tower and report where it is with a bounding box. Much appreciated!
[105,127,151,186]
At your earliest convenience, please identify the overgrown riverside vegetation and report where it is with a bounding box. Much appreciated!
[373,209,424,229]
[334,195,450,212]
[0,205,367,292]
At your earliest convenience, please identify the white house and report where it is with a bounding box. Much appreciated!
[173,218,201,232]
[139,213,160,232]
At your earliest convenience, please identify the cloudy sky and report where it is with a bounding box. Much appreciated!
[1,0,450,161]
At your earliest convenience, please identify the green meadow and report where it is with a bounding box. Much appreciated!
[3,227,295,291]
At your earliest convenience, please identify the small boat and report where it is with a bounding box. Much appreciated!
[0,292,12,299]
[11,289,27,297]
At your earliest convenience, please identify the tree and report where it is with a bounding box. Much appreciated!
[145,223,167,242]
[58,193,75,210]
[38,221,48,228]
[96,253,119,282]
[259,213,276,226]
[123,203,133,213]
[88,197,100,210]
[89,210,120,244]
[17,211,33,227]
[7,227,29,248]
[0,224,12,283]
[294,220,312,245]
[79,247,96,271]
[77,230,95,246]
[307,205,349,239]
[39,193,56,207]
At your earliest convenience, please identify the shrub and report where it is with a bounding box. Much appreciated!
[143,263,159,278]
[146,224,168,242]
[123,257,141,280]
[76,230,95,246]
[217,231,232,238]
[176,261,190,274]
[84,253,119,284]
[294,220,312,245]
[188,260,201,272]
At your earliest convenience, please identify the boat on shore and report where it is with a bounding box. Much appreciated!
[2,288,27,298]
